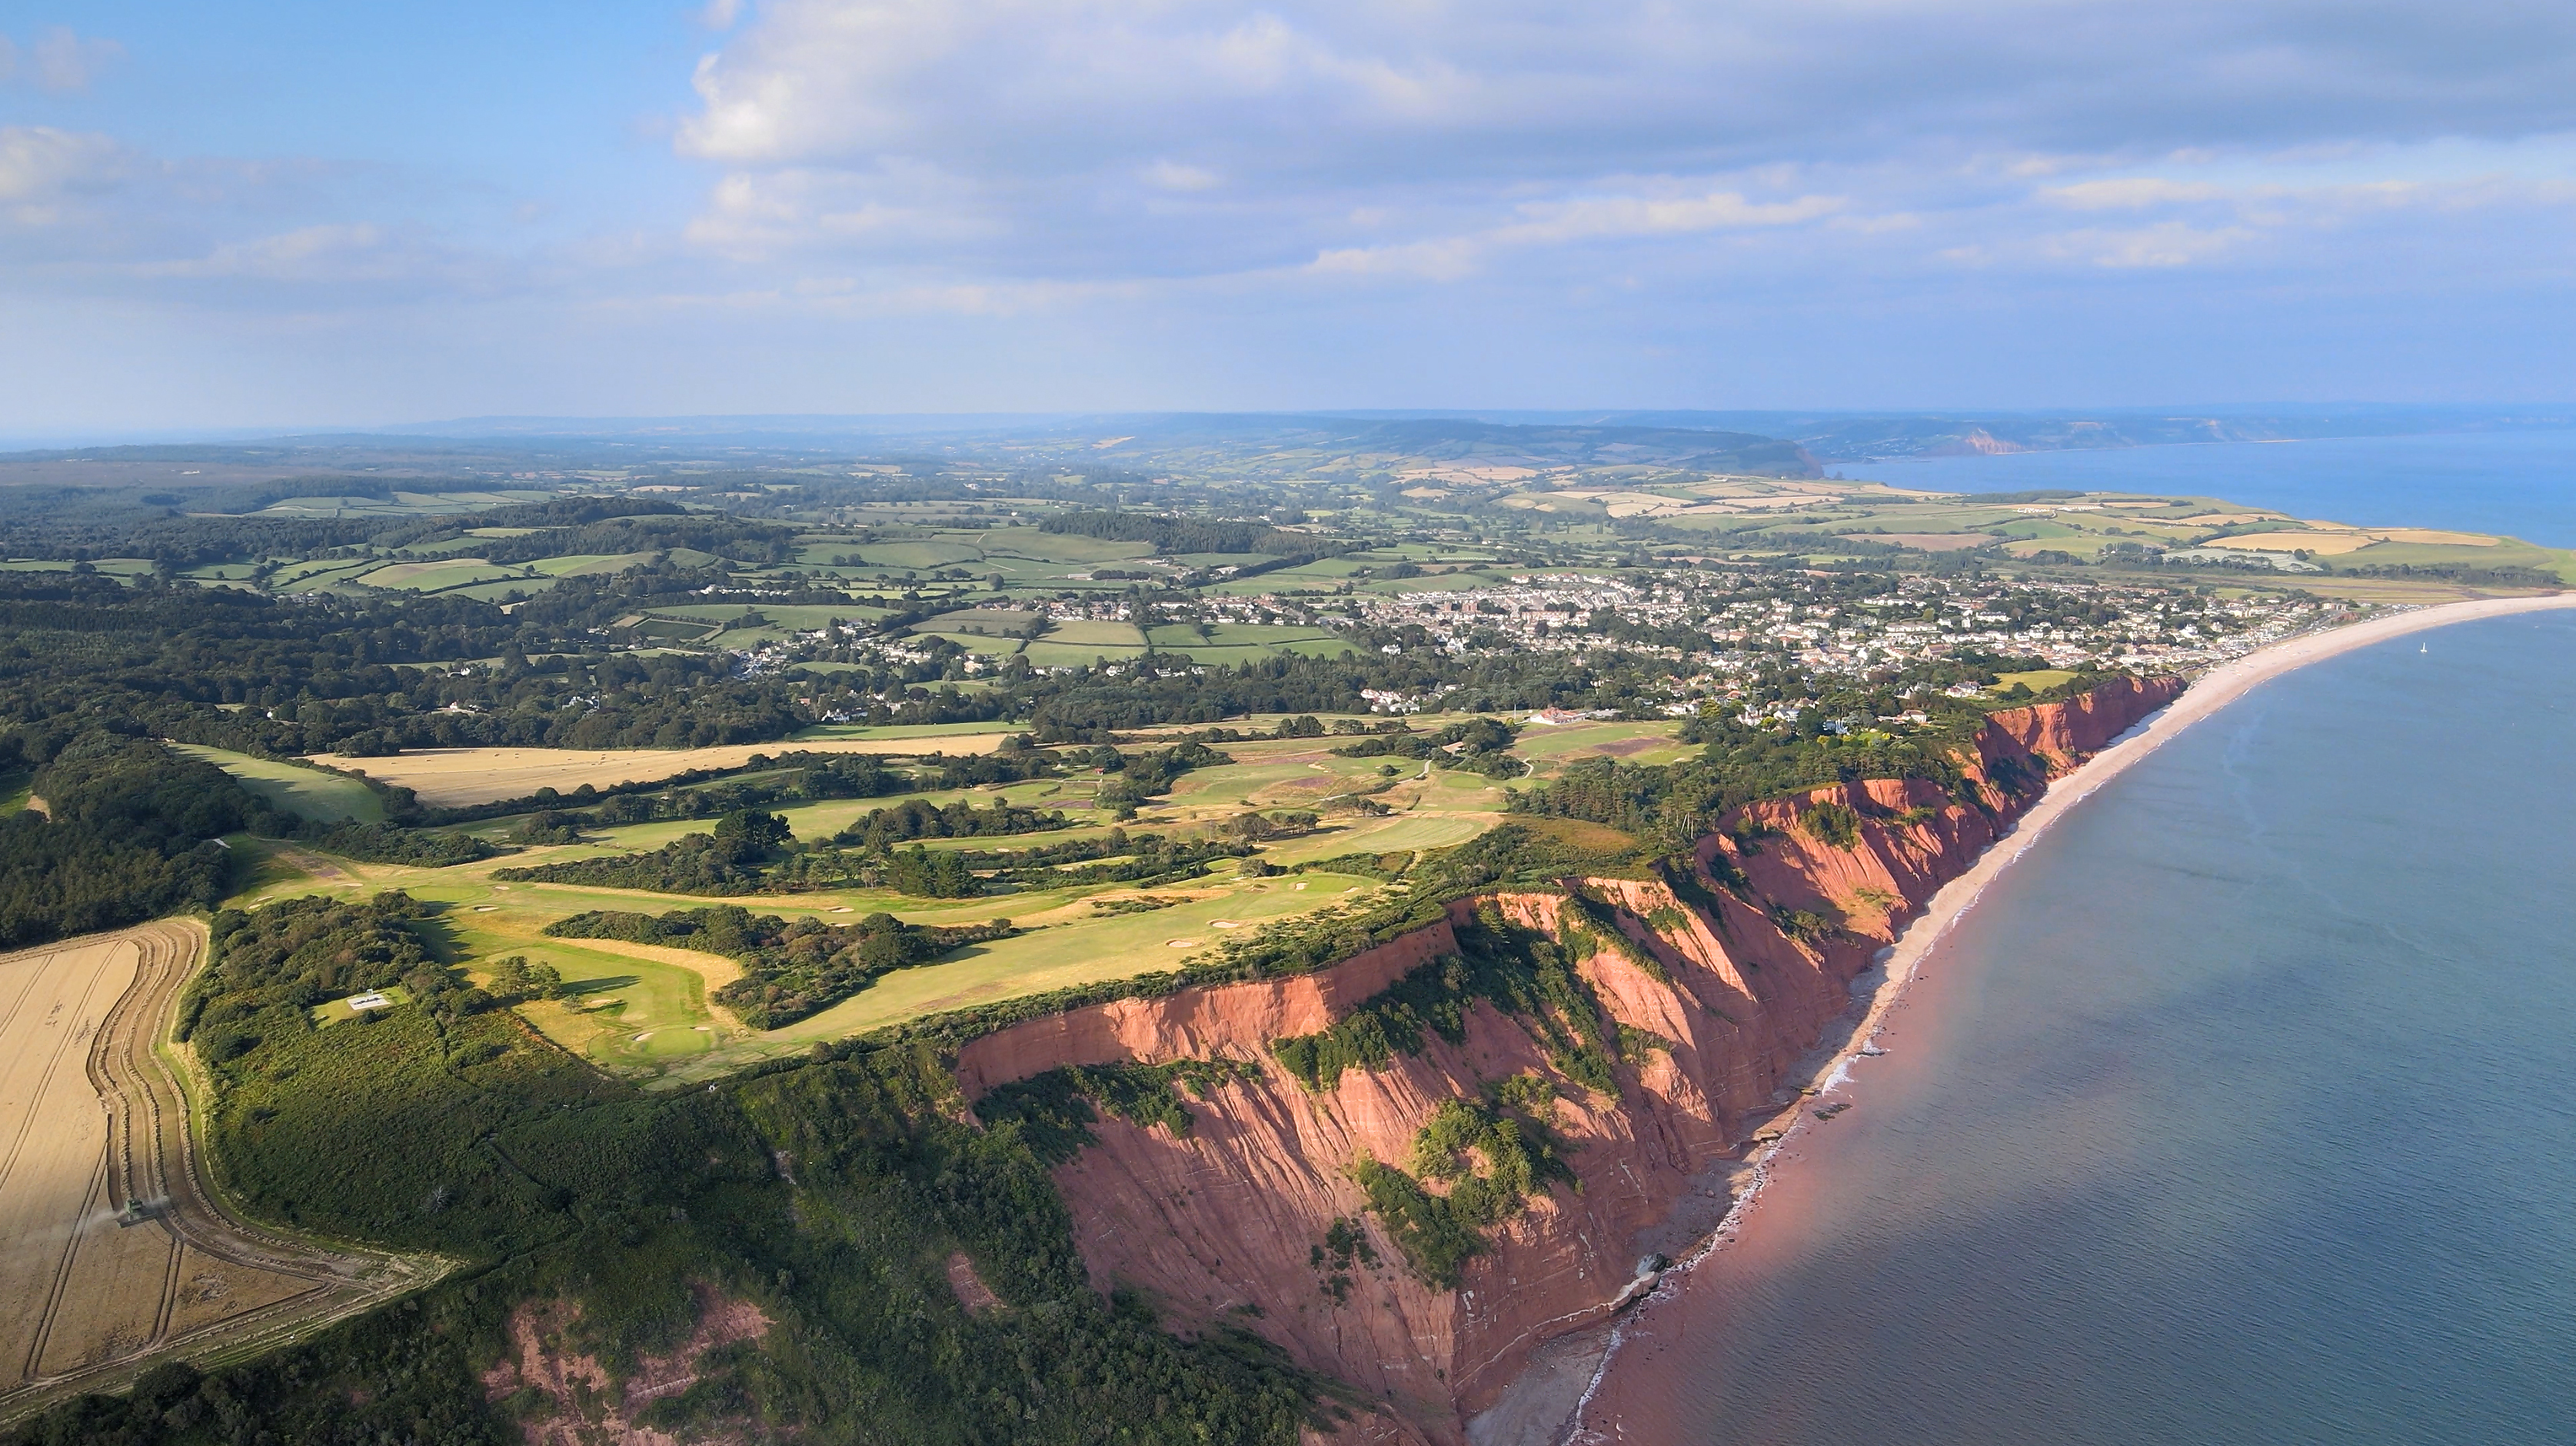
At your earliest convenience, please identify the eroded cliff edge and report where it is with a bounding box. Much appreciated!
[951,678,2182,1444]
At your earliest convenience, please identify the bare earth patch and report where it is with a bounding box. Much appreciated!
[1593,737,1666,758]
[483,1288,771,1446]
[945,1252,1003,1316]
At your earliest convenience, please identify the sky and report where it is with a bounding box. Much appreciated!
[2,0,2573,432]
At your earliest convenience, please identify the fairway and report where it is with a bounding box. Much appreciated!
[171,745,384,823]
[512,939,731,1068]
[684,869,1388,1075]
[312,733,1017,805]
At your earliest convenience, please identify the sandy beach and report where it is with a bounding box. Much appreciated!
[1563,590,2576,1444]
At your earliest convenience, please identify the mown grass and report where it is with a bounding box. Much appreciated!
[171,744,385,823]
[673,870,1380,1075]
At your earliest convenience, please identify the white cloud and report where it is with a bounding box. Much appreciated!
[1306,237,1482,282]
[2043,178,2235,210]
[682,161,993,259]
[1494,190,1845,244]
[0,27,127,92]
[1142,159,1221,192]
[2041,222,2257,268]
[0,126,139,238]
[0,126,129,205]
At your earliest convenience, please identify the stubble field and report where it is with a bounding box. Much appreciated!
[311,733,1018,805]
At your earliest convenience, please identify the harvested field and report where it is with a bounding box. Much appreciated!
[0,921,439,1424]
[2218,529,2378,554]
[310,734,1016,806]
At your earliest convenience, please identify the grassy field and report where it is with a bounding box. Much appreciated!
[173,744,386,823]
[1040,619,1150,648]
[354,558,528,592]
[527,551,661,577]
[1992,668,2082,694]
[1510,718,1695,777]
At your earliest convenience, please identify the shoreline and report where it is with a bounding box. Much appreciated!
[1558,590,2576,1444]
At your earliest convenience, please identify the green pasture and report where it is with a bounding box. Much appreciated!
[2341,535,2576,579]
[174,743,385,823]
[978,528,1157,565]
[928,608,1045,635]
[1021,641,1148,667]
[528,551,661,577]
[355,558,527,591]
[1039,619,1149,648]
[1991,668,2082,695]
[1511,719,1693,774]
[1143,622,1343,649]
[272,558,381,591]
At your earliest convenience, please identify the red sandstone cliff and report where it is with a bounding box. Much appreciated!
[950,680,2182,1444]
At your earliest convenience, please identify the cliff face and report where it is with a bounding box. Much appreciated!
[954,681,2180,1444]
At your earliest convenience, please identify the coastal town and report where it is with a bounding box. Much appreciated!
[763,562,2359,721]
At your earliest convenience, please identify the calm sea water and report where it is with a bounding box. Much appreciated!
[1596,611,2576,1445]
[1849,430,2576,547]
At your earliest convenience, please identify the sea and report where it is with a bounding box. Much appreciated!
[1582,438,2576,1444]
[1849,428,2576,548]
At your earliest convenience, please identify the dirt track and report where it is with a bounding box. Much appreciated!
[0,920,443,1424]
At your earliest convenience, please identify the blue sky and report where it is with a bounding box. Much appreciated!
[2,1,2573,431]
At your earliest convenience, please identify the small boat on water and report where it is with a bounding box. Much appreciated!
[1859,1045,1889,1057]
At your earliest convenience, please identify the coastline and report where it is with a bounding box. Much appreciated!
[1558,590,2576,1445]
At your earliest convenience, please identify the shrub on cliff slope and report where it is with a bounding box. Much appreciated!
[1270,901,1622,1094]
[1350,1097,1576,1288]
